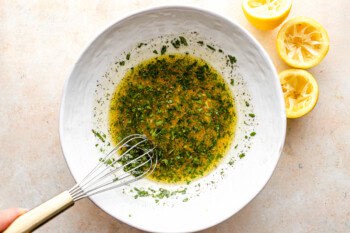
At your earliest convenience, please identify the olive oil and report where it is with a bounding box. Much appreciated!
[109,54,236,183]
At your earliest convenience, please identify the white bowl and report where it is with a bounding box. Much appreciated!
[60,6,286,233]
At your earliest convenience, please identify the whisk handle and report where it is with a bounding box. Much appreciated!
[4,191,74,233]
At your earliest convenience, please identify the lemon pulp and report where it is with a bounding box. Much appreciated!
[242,0,292,30]
[279,69,319,118]
[277,17,330,68]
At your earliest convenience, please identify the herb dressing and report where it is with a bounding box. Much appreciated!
[109,53,237,183]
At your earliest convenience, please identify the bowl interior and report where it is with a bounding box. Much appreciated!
[60,6,286,233]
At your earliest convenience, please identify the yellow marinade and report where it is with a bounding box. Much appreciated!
[109,54,236,183]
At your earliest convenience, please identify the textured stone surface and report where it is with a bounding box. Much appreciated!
[0,0,349,232]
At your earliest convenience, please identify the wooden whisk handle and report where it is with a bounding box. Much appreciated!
[4,191,74,233]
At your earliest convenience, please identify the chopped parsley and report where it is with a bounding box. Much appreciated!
[109,54,236,183]
[171,39,181,48]
[228,55,237,64]
[161,45,167,55]
[206,45,216,51]
[92,129,105,143]
[179,36,188,46]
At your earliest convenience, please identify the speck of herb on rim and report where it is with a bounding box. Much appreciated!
[138,43,146,48]
[228,55,237,64]
[250,132,256,136]
[92,129,105,143]
[228,159,235,165]
[161,45,167,55]
[249,113,255,118]
[171,39,181,48]
[179,36,188,46]
[239,153,245,159]
[206,45,216,51]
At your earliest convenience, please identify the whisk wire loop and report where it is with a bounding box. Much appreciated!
[68,134,156,201]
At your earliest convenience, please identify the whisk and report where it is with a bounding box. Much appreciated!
[4,134,157,233]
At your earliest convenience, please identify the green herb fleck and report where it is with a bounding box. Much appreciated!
[206,45,216,51]
[119,61,125,66]
[250,132,256,136]
[228,159,235,165]
[161,45,167,55]
[179,36,188,46]
[239,153,245,159]
[228,55,237,64]
[92,129,105,143]
[134,188,150,198]
[154,188,171,199]
[249,113,255,118]
[126,53,130,60]
[171,39,181,48]
[230,79,234,86]
[137,43,146,48]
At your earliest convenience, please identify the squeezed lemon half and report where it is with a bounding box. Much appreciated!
[242,0,292,30]
[277,17,330,68]
[279,69,319,118]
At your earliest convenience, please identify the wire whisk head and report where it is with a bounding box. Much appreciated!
[69,134,157,201]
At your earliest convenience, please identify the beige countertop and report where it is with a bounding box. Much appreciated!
[1,1,349,232]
